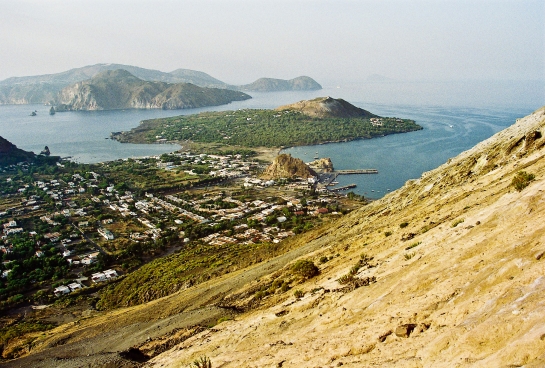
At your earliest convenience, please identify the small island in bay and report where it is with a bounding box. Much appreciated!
[111,96,422,149]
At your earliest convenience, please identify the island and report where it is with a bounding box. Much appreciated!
[0,63,322,105]
[54,69,251,111]
[111,96,422,149]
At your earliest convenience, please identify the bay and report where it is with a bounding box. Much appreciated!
[0,79,541,198]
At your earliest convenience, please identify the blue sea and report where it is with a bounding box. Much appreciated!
[0,80,541,199]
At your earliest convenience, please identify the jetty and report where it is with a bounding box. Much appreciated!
[330,184,357,192]
[335,169,378,175]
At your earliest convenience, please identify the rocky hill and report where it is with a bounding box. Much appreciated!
[239,76,322,92]
[261,154,317,179]
[55,70,251,111]
[277,96,377,118]
[5,107,545,368]
[0,64,322,104]
[0,136,35,165]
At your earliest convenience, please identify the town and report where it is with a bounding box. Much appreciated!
[0,150,362,312]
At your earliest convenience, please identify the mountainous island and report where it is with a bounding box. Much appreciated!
[111,97,421,148]
[55,69,251,111]
[0,63,322,105]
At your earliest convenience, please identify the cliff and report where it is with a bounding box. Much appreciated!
[261,154,317,180]
[276,96,377,118]
[55,69,251,111]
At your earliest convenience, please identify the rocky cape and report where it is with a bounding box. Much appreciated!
[276,96,377,118]
[0,136,35,165]
[260,154,317,180]
[55,70,251,111]
[0,64,322,105]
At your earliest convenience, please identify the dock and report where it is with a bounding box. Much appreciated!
[335,169,378,175]
[330,184,357,192]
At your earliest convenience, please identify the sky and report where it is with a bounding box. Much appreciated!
[0,0,543,85]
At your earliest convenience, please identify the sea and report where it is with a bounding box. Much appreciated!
[0,79,542,199]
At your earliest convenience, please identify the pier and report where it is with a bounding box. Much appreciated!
[335,169,378,175]
[330,184,357,192]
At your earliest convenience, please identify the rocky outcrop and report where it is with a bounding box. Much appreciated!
[276,96,377,118]
[307,157,334,172]
[239,76,322,92]
[261,154,317,179]
[55,69,251,111]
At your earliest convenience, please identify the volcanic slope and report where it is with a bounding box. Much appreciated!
[4,107,545,368]
[148,107,545,367]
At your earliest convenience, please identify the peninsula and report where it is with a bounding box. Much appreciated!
[111,97,422,148]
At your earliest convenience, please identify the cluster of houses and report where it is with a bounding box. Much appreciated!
[1,150,346,301]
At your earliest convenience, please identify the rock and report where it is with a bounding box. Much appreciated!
[307,157,334,172]
[395,324,417,338]
[535,251,544,260]
[261,154,317,180]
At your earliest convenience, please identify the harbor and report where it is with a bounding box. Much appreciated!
[318,168,378,192]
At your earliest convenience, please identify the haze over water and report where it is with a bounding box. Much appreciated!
[0,79,541,198]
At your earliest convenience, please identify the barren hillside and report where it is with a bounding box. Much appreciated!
[3,107,545,368]
[148,107,545,367]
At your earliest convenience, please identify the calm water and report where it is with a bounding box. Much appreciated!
[0,80,541,198]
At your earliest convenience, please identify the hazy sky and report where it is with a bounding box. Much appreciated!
[0,0,543,85]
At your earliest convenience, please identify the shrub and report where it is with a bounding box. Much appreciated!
[399,222,409,228]
[451,219,464,228]
[512,171,535,192]
[384,231,392,237]
[192,356,212,368]
[291,260,319,279]
[404,252,416,260]
[405,241,421,250]
[319,256,329,263]
[293,289,304,298]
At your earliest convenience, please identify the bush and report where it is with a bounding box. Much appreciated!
[293,289,304,298]
[192,356,212,368]
[384,231,392,237]
[399,222,409,228]
[512,171,535,192]
[291,260,319,279]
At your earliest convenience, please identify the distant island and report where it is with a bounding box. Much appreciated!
[238,76,321,92]
[0,63,322,105]
[55,69,251,111]
[111,97,422,148]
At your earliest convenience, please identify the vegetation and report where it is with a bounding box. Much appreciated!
[451,219,465,228]
[405,241,421,251]
[511,171,535,192]
[114,108,422,148]
[291,260,319,279]
[191,356,212,368]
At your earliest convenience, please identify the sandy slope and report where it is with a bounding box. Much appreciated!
[147,107,545,367]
